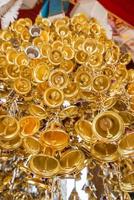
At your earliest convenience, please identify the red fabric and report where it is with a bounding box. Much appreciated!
[98,0,134,26]
[18,3,42,22]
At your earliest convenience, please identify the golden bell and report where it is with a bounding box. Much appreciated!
[119,53,131,65]
[29,104,46,119]
[0,66,8,80]
[25,46,40,59]
[60,149,85,174]
[48,69,68,89]
[33,63,50,83]
[1,30,13,41]
[0,134,22,150]
[115,67,128,82]
[23,136,41,154]
[44,87,64,108]
[102,67,114,78]
[63,81,79,99]
[63,35,72,45]
[25,18,32,27]
[88,53,103,67]
[40,44,51,58]
[80,91,97,101]
[92,75,110,92]
[75,50,88,64]
[6,64,20,79]
[52,40,63,50]
[128,69,134,82]
[119,111,134,125]
[91,141,119,162]
[74,37,85,51]
[40,31,49,42]
[1,41,12,52]
[19,116,40,137]
[6,48,17,64]
[75,119,93,143]
[57,26,69,38]
[62,46,74,60]
[14,22,25,34]
[83,39,97,54]
[113,99,127,112]
[71,13,88,25]
[29,25,41,37]
[96,42,105,54]
[118,133,134,157]
[15,52,29,66]
[20,65,32,79]
[48,49,62,65]
[59,106,78,119]
[0,115,19,140]
[92,111,124,142]
[0,55,7,65]
[29,154,60,177]
[14,78,31,95]
[32,37,43,48]
[21,27,31,42]
[54,18,67,28]
[74,70,92,90]
[60,59,75,73]
[102,97,117,110]
[90,23,101,35]
[105,48,119,65]
[40,123,69,151]
[127,83,134,95]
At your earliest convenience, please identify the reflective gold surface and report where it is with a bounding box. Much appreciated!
[92,111,124,142]
[0,14,133,198]
[29,154,59,177]
[75,119,93,143]
[91,141,119,162]
[118,133,134,157]
[19,116,40,137]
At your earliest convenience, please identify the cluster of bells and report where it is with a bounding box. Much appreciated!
[0,14,134,199]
